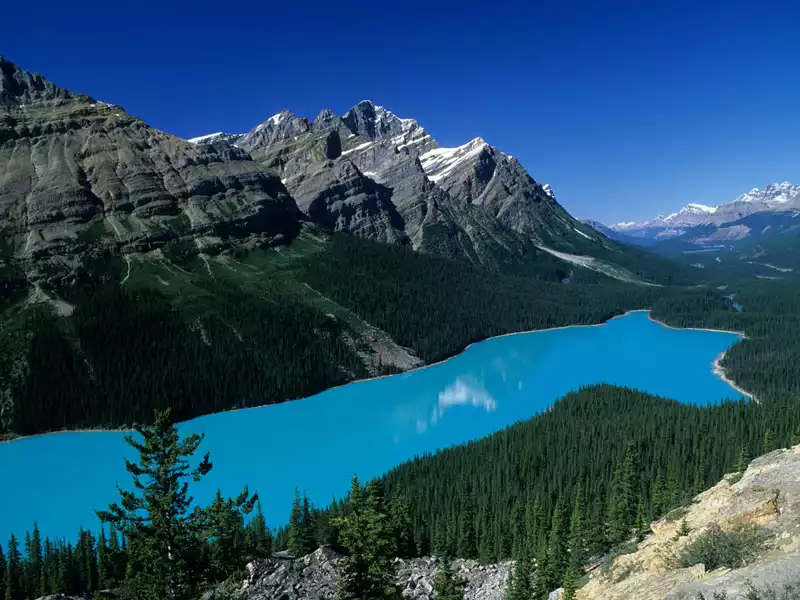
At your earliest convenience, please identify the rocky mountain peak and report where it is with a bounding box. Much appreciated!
[238,110,311,150]
[312,108,343,132]
[0,57,87,105]
[343,100,418,142]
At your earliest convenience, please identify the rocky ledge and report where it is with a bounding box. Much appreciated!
[239,547,510,600]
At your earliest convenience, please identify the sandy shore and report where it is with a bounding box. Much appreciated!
[1,309,753,444]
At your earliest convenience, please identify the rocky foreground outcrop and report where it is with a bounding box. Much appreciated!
[578,445,800,599]
[239,547,510,600]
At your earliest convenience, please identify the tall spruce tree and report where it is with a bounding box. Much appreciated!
[567,486,586,581]
[334,477,399,600]
[457,491,478,559]
[504,548,532,600]
[6,534,22,600]
[287,491,317,557]
[97,409,255,600]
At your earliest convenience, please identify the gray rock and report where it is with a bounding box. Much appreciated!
[0,58,304,285]
[241,548,511,600]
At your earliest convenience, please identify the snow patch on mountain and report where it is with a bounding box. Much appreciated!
[419,137,488,183]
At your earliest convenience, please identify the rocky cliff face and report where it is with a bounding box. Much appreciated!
[238,547,510,600]
[0,57,303,285]
[578,445,800,599]
[1,57,668,288]
[192,99,633,278]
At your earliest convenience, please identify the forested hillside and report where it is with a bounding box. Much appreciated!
[0,229,704,437]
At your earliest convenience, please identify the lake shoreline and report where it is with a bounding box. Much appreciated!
[1,309,751,444]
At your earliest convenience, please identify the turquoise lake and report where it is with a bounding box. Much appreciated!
[0,311,746,541]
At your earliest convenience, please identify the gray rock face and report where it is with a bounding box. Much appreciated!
[290,159,407,244]
[0,56,85,105]
[222,98,595,273]
[0,58,303,284]
[241,547,510,600]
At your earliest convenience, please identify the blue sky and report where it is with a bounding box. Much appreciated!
[4,0,799,223]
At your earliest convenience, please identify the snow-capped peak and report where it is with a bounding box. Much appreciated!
[685,203,717,213]
[419,138,489,183]
[607,181,799,239]
[542,184,555,198]
[268,111,291,126]
[733,181,800,205]
[186,132,243,145]
[188,132,225,144]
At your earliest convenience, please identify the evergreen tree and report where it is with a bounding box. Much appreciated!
[531,545,551,600]
[433,558,466,600]
[635,500,648,541]
[29,523,42,598]
[287,491,317,557]
[334,477,399,600]
[764,428,776,453]
[562,566,576,600]
[97,409,254,600]
[457,491,478,560]
[246,501,273,559]
[388,494,416,559]
[504,548,531,600]
[5,534,22,600]
[567,486,586,581]
[735,444,750,473]
[545,500,569,590]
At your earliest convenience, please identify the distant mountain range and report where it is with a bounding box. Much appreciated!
[582,182,800,277]
[594,182,800,244]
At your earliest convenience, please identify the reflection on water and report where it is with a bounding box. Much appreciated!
[0,312,746,542]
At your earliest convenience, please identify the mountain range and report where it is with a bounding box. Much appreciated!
[0,56,689,292]
[0,56,700,437]
[599,182,800,244]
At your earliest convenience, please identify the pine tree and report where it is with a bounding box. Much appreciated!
[334,477,399,600]
[562,566,577,600]
[97,528,111,590]
[29,523,42,598]
[457,491,478,559]
[677,519,691,537]
[764,428,776,453]
[531,545,551,600]
[504,548,531,600]
[635,499,648,541]
[567,486,586,582]
[545,499,569,590]
[97,409,255,600]
[246,501,272,559]
[433,558,466,600]
[735,444,750,473]
[388,494,416,559]
[287,491,316,557]
[6,534,22,600]
[651,470,666,516]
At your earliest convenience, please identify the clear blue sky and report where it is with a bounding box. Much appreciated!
[4,0,799,223]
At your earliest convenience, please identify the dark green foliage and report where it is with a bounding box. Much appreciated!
[8,282,366,435]
[677,523,771,571]
[334,477,399,600]
[300,233,664,364]
[432,559,466,600]
[287,491,317,558]
[97,410,256,600]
